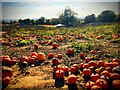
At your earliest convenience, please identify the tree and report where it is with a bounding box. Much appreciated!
[116,13,120,22]
[31,19,35,25]
[21,18,31,25]
[35,17,45,25]
[10,20,13,24]
[50,18,59,25]
[45,19,51,25]
[2,20,6,24]
[40,17,45,24]
[84,14,96,23]
[98,10,116,22]
[59,7,78,26]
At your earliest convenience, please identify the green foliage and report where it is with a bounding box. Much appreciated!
[50,18,59,25]
[15,40,33,46]
[111,39,120,44]
[59,6,78,26]
[84,14,96,23]
[98,10,116,22]
[72,42,94,53]
[38,17,45,25]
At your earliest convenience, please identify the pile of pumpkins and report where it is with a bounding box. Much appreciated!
[19,51,46,65]
[50,49,120,90]
[1,49,120,90]
[1,51,46,89]
[1,55,17,89]
[80,58,120,90]
[51,59,120,90]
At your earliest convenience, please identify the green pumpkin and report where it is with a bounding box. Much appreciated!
[112,66,120,74]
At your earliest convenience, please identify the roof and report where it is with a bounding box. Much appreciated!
[55,24,65,27]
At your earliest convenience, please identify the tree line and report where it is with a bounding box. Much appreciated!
[2,7,120,26]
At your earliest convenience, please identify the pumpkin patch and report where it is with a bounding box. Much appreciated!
[1,22,119,90]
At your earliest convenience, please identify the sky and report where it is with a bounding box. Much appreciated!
[1,0,120,20]
[1,0,120,2]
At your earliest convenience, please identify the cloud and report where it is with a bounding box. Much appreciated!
[2,0,120,2]
[2,2,118,19]
[2,2,65,19]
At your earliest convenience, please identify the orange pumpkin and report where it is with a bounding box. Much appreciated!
[47,53,54,59]
[112,34,119,39]
[67,48,74,55]
[72,64,78,70]
[62,66,68,73]
[112,58,120,64]
[90,73,100,82]
[37,52,46,61]
[88,61,98,68]
[79,63,84,69]
[39,40,46,45]
[86,81,95,90]
[90,50,96,54]
[20,56,29,62]
[95,79,108,90]
[53,66,59,73]
[104,62,112,68]
[97,60,104,67]
[83,68,92,76]
[70,66,77,74]
[2,67,13,79]
[2,55,10,60]
[2,76,11,86]
[52,43,58,49]
[111,62,119,68]
[68,74,77,84]
[11,57,18,65]
[28,57,35,63]
[101,70,110,77]
[52,58,59,65]
[100,75,110,84]
[91,85,101,90]
[56,54,62,59]
[83,63,90,68]
[79,52,85,58]
[57,37,63,42]
[53,65,63,73]
[10,59,17,65]
[2,55,11,66]
[112,80,120,90]
[85,57,91,62]
[34,44,38,50]
[105,67,112,73]
[55,70,64,79]
[30,52,38,58]
[110,73,120,80]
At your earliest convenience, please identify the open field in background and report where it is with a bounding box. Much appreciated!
[1,22,120,90]
[2,23,120,58]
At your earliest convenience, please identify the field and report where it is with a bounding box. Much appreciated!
[1,23,120,90]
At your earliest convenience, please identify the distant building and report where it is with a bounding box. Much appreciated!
[55,24,65,28]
